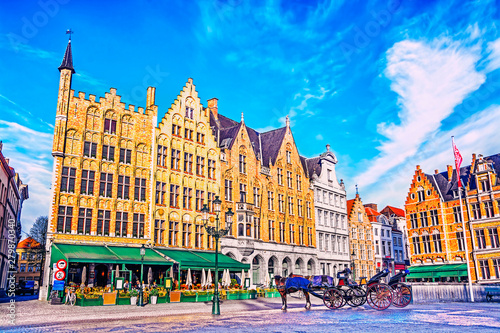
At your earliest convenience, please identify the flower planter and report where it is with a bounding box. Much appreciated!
[248,292,257,299]
[158,294,168,303]
[77,296,103,306]
[196,292,212,302]
[239,291,249,300]
[180,293,197,302]
[117,297,131,305]
[150,296,158,304]
[170,291,181,303]
[130,296,138,305]
[227,291,240,300]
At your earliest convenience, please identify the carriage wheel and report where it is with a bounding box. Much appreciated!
[323,288,344,310]
[345,287,366,307]
[366,283,393,311]
[391,283,412,308]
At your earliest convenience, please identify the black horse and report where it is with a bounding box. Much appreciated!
[274,275,311,311]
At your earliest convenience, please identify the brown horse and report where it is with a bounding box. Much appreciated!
[274,275,311,311]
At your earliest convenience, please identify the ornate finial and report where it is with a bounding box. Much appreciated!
[286,115,290,127]
[241,112,244,123]
[66,29,73,41]
[326,144,330,152]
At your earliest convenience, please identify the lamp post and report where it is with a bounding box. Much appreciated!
[139,244,145,307]
[351,250,356,282]
[201,196,234,315]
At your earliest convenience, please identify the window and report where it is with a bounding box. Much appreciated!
[196,156,205,176]
[194,225,202,248]
[77,208,92,235]
[196,132,205,144]
[28,264,33,272]
[366,229,371,240]
[182,223,191,247]
[207,192,215,213]
[81,170,95,195]
[97,210,111,236]
[121,116,133,138]
[375,240,379,255]
[476,229,486,249]
[352,228,357,239]
[492,258,500,279]
[382,241,386,256]
[184,153,193,173]
[412,236,421,254]
[490,228,499,248]
[170,185,180,208]
[183,187,192,209]
[480,178,490,192]
[430,210,439,226]
[422,235,431,253]
[254,217,261,240]
[115,212,128,237]
[253,187,260,207]
[278,194,284,213]
[239,155,246,174]
[104,117,116,134]
[306,202,311,218]
[83,141,97,158]
[457,231,465,251]
[298,199,303,217]
[288,225,294,245]
[169,221,179,246]
[286,151,291,164]
[453,207,462,223]
[319,233,323,251]
[410,213,418,229]
[246,215,252,237]
[296,175,302,191]
[374,229,378,236]
[268,191,274,210]
[157,145,168,167]
[119,148,132,164]
[308,227,313,246]
[318,209,322,225]
[171,149,180,170]
[432,234,442,252]
[472,203,482,220]
[155,181,166,204]
[208,159,215,179]
[299,226,304,245]
[185,106,194,119]
[195,190,204,211]
[134,177,147,201]
[417,189,425,202]
[485,201,494,218]
[479,259,490,279]
[268,220,275,242]
[239,183,247,202]
[279,222,285,243]
[102,145,115,161]
[288,197,294,215]
[133,213,145,238]
[20,264,26,272]
[287,171,293,188]
[277,168,283,185]
[154,219,166,244]
[21,253,27,260]
[184,128,193,140]
[57,206,73,233]
[172,124,181,136]
[60,167,76,193]
[117,176,130,199]
[420,212,428,227]
[99,173,113,197]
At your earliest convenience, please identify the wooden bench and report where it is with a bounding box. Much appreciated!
[485,287,500,302]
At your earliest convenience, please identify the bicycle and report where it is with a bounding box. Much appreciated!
[65,287,76,306]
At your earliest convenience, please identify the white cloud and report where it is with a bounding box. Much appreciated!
[355,38,485,188]
[316,134,324,140]
[485,38,500,72]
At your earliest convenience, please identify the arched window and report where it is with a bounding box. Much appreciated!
[136,144,148,167]
[121,116,133,138]
[86,108,100,131]
[282,260,289,277]
[268,258,275,275]
[252,256,261,284]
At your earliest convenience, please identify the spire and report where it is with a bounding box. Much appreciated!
[241,112,244,123]
[58,32,75,74]
[285,115,290,128]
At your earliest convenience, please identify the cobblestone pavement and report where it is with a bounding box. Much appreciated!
[2,296,500,332]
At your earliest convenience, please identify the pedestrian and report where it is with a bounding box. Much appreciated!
[124,280,129,291]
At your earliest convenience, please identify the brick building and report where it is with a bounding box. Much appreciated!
[346,193,375,281]
[405,153,500,283]
[16,237,43,288]
[365,203,394,274]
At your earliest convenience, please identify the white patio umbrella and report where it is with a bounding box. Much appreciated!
[81,266,87,286]
[264,273,271,288]
[222,269,228,288]
[241,269,245,288]
[186,268,193,289]
[225,269,232,288]
[169,267,174,279]
[148,267,153,285]
[206,269,212,288]
[201,268,206,289]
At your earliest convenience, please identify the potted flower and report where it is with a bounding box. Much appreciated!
[117,291,131,305]
[150,288,159,304]
[181,290,197,302]
[130,289,139,305]
[248,289,257,299]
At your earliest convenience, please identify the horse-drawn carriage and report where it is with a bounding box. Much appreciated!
[274,268,411,311]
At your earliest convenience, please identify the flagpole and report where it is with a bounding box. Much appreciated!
[452,136,474,302]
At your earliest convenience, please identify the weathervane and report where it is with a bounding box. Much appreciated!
[66,29,73,41]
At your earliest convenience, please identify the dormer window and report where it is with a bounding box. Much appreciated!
[479,177,490,192]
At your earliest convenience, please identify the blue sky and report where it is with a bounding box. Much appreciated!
[1,0,500,233]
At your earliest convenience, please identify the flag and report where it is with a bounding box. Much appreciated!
[452,137,463,187]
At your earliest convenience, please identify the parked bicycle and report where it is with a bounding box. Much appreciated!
[65,287,76,306]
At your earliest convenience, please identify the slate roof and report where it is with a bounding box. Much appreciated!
[58,40,75,74]
[299,156,309,178]
[305,157,321,178]
[425,153,500,202]
[259,127,287,167]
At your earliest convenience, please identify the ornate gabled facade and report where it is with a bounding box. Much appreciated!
[346,194,375,281]
[365,204,394,273]
[381,205,409,272]
[211,108,317,283]
[305,145,349,277]
[405,153,500,283]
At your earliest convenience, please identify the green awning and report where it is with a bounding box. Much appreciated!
[408,264,467,279]
[51,243,174,266]
[155,248,250,271]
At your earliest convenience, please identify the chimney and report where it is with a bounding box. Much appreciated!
[364,203,378,212]
[472,153,476,162]
[434,169,439,174]
[146,86,156,108]
[416,165,421,170]
[208,98,218,119]
[447,165,453,182]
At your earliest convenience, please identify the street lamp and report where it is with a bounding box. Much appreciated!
[351,250,356,281]
[201,196,233,315]
[139,244,146,307]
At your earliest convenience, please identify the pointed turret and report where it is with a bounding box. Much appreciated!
[58,40,75,74]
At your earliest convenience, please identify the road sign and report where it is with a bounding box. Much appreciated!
[56,259,67,270]
[54,270,66,281]
[53,280,65,291]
